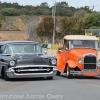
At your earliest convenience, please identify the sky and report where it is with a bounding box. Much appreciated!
[0,0,100,11]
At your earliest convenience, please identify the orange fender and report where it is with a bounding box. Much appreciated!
[67,60,76,68]
[55,52,65,71]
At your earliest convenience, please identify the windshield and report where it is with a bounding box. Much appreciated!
[9,44,42,54]
[70,40,96,49]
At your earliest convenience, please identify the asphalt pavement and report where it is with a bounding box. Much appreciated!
[0,49,100,100]
[0,74,100,100]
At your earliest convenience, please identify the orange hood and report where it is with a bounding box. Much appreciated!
[69,48,97,61]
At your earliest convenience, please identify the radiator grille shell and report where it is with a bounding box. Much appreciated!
[83,54,97,69]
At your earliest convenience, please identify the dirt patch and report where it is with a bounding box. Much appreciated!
[13,17,26,30]
[0,31,28,41]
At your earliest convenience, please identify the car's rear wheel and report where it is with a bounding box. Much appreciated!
[47,77,53,80]
[4,67,10,81]
[66,65,72,79]
[56,71,61,76]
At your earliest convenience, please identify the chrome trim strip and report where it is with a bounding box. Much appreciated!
[15,69,52,71]
[83,53,97,57]
[12,65,56,68]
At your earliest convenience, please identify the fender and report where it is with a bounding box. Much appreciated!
[55,51,65,71]
[67,60,76,68]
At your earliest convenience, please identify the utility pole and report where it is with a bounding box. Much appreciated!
[52,0,56,44]
[91,4,97,11]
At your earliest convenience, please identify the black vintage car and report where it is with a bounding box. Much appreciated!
[0,41,57,81]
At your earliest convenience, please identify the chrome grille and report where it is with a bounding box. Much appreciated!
[14,67,53,74]
[83,54,96,69]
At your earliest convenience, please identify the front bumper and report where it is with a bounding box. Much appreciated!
[70,69,100,76]
[6,65,57,78]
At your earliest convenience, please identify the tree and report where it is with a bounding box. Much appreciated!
[77,6,92,13]
[40,2,49,8]
[56,2,76,16]
[36,16,54,43]
[58,17,77,37]
[34,8,43,15]
[1,8,19,16]
[26,19,38,41]
[73,9,89,20]
[74,12,100,34]
[19,8,28,15]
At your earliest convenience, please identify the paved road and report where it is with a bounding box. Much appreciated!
[0,74,100,100]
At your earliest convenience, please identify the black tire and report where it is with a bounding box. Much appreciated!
[66,66,72,79]
[56,71,61,76]
[1,67,4,79]
[4,67,10,81]
[47,77,53,80]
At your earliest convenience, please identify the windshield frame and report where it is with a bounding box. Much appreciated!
[68,40,98,50]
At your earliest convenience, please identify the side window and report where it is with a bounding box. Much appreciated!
[36,44,42,53]
[3,45,12,54]
[66,41,69,49]
[64,39,69,49]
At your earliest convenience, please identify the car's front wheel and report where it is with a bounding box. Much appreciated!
[4,67,10,81]
[66,65,72,79]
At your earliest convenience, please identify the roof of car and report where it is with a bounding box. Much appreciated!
[63,35,99,40]
[0,40,38,45]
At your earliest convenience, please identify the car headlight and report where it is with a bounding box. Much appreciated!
[98,59,100,65]
[50,58,57,65]
[9,60,16,66]
[78,57,83,64]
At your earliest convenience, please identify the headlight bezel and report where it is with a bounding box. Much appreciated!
[9,60,16,66]
[78,57,84,64]
[50,58,57,65]
[97,59,100,65]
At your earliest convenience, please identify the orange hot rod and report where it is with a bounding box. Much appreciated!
[55,35,100,78]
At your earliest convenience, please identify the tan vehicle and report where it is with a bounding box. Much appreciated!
[55,35,100,78]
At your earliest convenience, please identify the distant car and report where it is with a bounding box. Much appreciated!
[55,35,100,78]
[0,41,57,81]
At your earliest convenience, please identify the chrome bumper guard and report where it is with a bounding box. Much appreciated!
[70,70,100,76]
[70,71,83,75]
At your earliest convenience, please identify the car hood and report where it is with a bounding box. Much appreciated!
[69,48,97,61]
[12,54,54,66]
